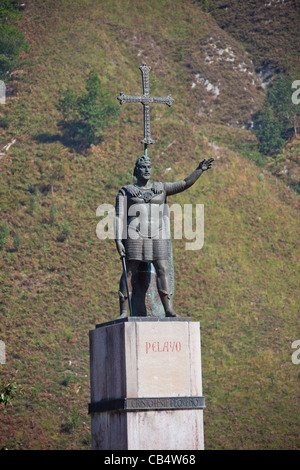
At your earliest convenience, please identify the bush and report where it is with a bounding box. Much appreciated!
[253,75,300,155]
[57,222,72,242]
[0,382,18,406]
[0,114,11,128]
[57,70,120,148]
[0,1,29,80]
[266,75,300,139]
[0,1,22,20]
[253,103,285,155]
[0,221,10,248]
[49,203,58,225]
[12,230,22,251]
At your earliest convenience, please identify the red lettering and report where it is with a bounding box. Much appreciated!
[145,341,182,353]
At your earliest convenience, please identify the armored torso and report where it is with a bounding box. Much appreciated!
[115,176,194,261]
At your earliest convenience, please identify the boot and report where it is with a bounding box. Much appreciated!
[159,292,179,318]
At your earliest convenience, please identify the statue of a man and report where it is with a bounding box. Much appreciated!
[115,155,214,318]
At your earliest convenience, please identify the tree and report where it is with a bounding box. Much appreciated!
[253,103,285,155]
[0,1,28,80]
[253,75,300,155]
[57,70,120,148]
[266,75,300,138]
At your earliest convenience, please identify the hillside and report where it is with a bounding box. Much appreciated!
[199,0,300,76]
[0,0,299,450]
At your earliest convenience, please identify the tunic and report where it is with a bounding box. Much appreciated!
[115,180,186,261]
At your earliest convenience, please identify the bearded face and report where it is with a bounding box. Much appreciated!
[134,156,152,182]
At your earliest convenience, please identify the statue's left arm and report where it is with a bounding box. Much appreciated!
[164,157,214,196]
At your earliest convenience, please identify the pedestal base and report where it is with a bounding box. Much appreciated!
[89,318,205,450]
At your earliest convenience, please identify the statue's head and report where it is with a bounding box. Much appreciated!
[133,154,152,181]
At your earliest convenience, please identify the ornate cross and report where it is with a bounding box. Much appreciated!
[117,63,174,151]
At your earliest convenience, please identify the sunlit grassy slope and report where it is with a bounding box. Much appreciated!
[0,0,299,449]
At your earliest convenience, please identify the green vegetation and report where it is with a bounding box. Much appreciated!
[57,70,120,149]
[0,382,19,406]
[253,76,300,155]
[12,230,22,251]
[253,103,285,155]
[57,221,72,242]
[0,0,299,451]
[197,0,300,75]
[266,76,300,139]
[0,0,22,18]
[0,221,10,248]
[0,1,28,80]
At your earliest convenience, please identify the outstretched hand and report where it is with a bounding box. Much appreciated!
[197,157,214,172]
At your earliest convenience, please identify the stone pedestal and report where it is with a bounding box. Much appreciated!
[89,318,205,450]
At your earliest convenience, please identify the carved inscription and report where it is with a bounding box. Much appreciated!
[145,341,182,354]
[88,396,206,414]
[127,396,205,410]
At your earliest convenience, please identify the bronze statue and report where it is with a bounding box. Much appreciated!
[115,155,214,318]
[115,63,214,318]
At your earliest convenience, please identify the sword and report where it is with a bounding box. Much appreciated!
[121,255,133,317]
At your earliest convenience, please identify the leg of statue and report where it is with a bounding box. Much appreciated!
[153,259,179,318]
[118,259,140,318]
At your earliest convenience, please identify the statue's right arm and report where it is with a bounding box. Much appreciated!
[164,158,214,196]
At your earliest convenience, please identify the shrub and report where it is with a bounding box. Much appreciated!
[253,75,300,155]
[57,222,71,242]
[57,70,120,148]
[253,103,285,155]
[0,1,29,80]
[0,1,23,20]
[12,230,22,251]
[0,221,10,248]
[0,382,18,406]
[266,75,300,138]
[0,114,11,129]
[49,203,58,225]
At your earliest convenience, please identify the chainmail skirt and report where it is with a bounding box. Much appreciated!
[124,235,169,261]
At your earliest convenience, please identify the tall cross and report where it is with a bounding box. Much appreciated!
[117,63,174,154]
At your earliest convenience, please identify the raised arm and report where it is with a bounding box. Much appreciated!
[164,158,214,196]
